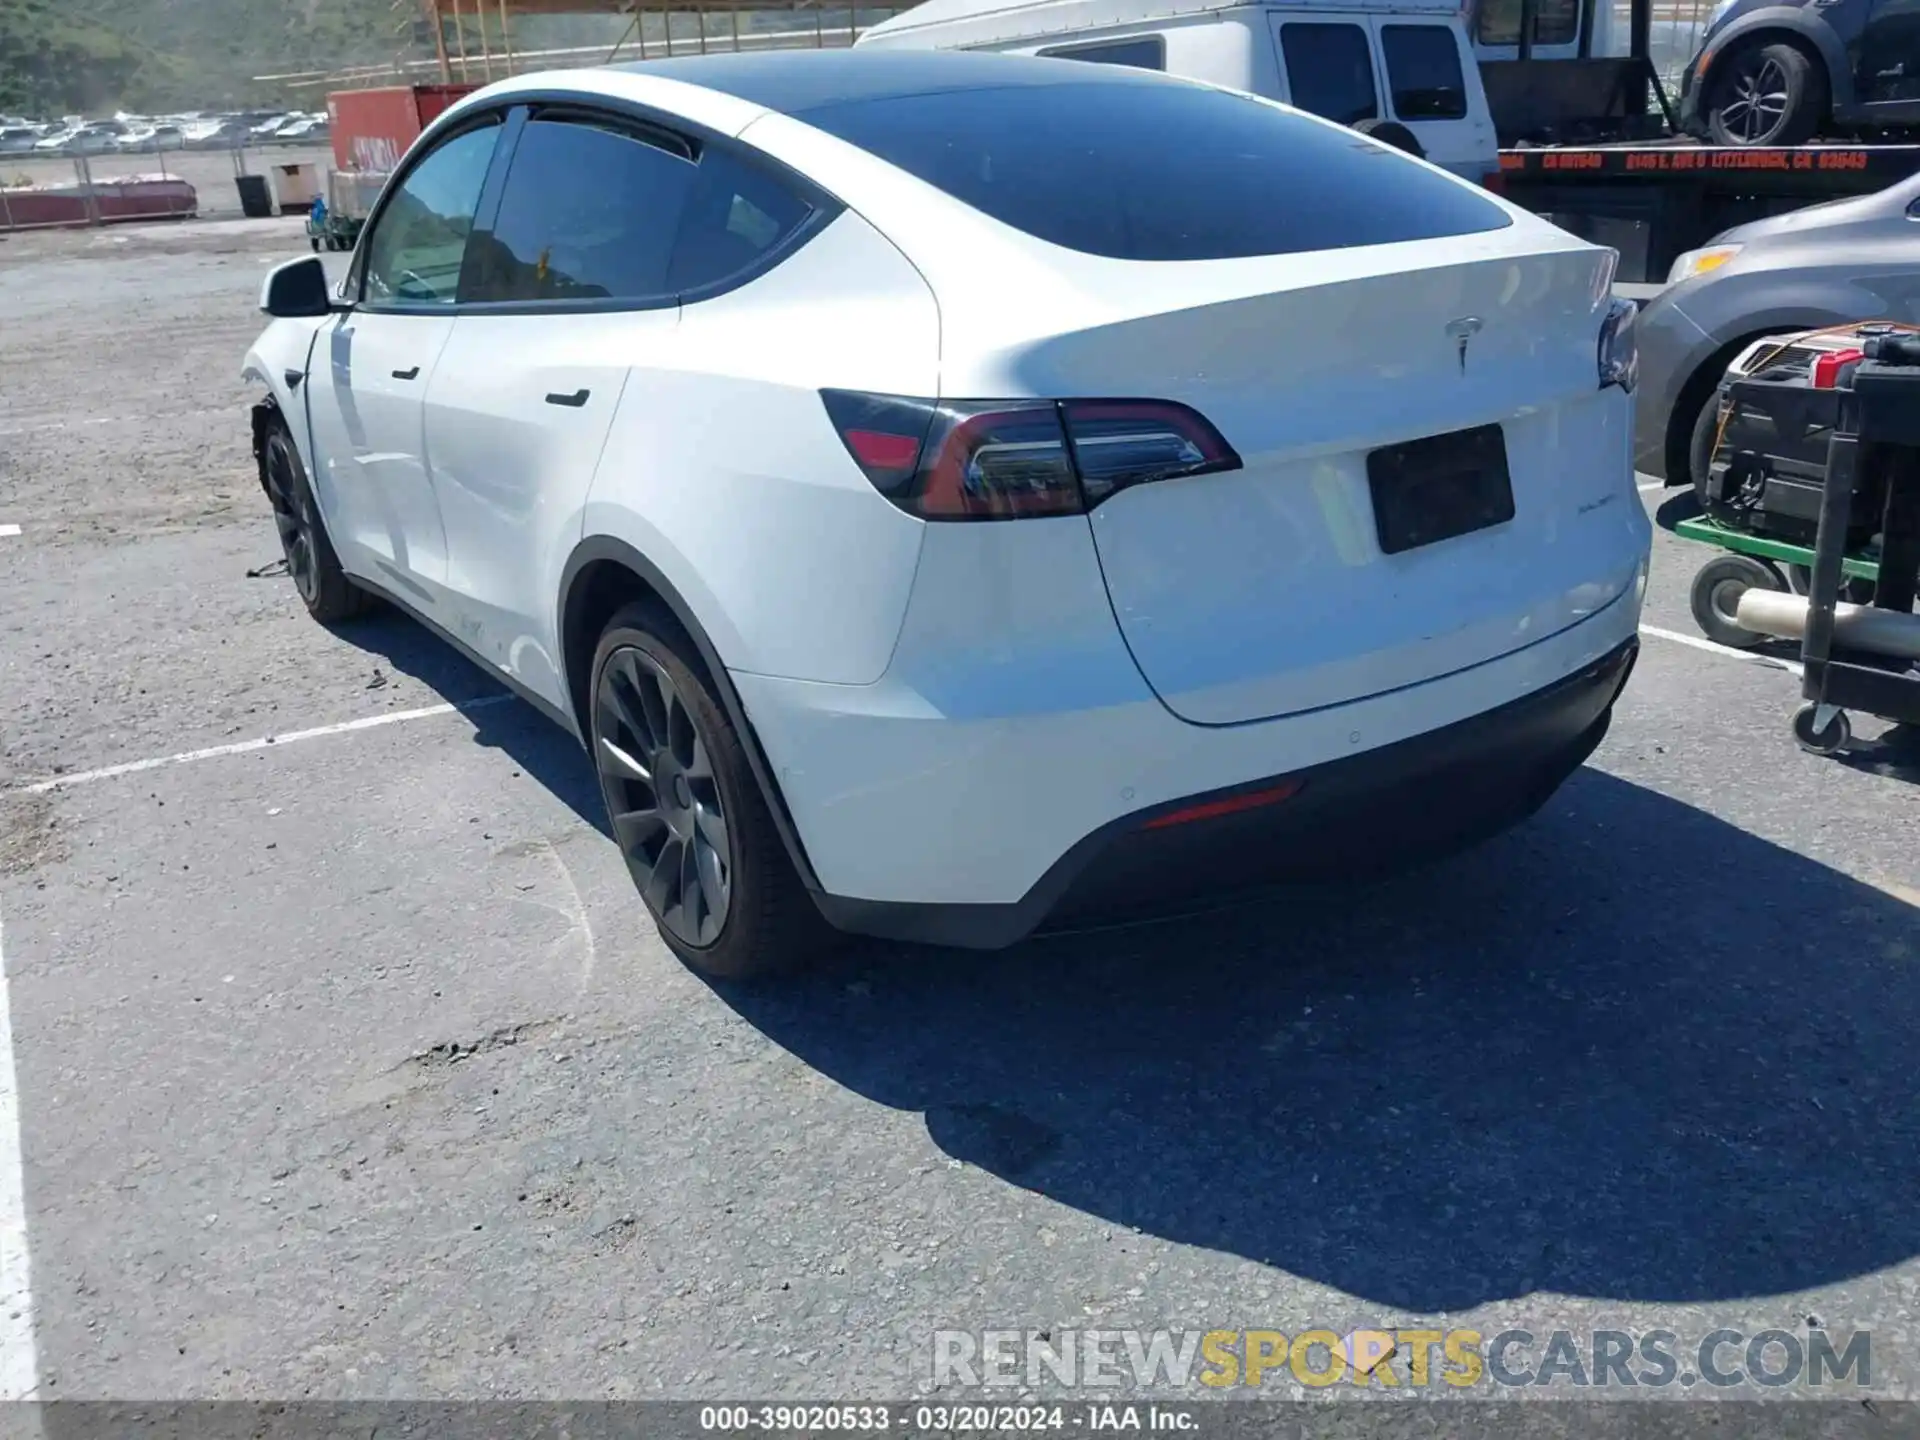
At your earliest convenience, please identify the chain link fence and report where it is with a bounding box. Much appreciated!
[1,141,334,232]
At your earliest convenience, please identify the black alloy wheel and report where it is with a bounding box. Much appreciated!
[594,643,733,949]
[1718,52,1789,143]
[263,429,321,607]
[1706,42,1823,147]
[260,422,372,622]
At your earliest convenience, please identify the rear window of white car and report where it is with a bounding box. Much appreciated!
[795,79,1508,261]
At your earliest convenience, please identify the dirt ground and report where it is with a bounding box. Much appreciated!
[0,216,350,790]
[0,216,315,549]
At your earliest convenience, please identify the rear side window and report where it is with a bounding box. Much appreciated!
[666,147,817,294]
[1036,36,1167,70]
[1279,23,1379,126]
[1474,0,1577,45]
[796,77,1509,262]
[465,116,697,304]
[1381,25,1469,120]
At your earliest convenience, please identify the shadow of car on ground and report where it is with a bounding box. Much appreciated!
[333,605,1920,1311]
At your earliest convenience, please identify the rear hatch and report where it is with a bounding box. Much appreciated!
[766,64,1642,725]
[1054,246,1638,725]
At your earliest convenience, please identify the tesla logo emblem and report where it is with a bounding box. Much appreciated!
[1446,316,1484,374]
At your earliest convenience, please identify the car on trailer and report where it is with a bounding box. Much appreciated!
[1679,0,1920,147]
[1451,0,1920,282]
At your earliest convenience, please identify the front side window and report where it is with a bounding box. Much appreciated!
[1382,25,1470,120]
[361,121,500,306]
[1280,23,1380,126]
[463,116,698,304]
[795,73,1510,262]
[1037,36,1167,70]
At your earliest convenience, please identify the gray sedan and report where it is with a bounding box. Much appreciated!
[1635,172,1920,487]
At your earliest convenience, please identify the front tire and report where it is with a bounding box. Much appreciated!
[589,606,830,980]
[1705,41,1825,146]
[260,422,374,623]
[1688,390,1725,494]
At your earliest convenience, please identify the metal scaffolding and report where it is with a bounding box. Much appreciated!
[420,0,898,84]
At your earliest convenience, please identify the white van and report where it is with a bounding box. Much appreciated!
[856,0,1501,184]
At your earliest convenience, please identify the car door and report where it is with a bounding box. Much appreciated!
[421,108,694,708]
[302,116,501,613]
[1858,0,1920,118]
[424,109,827,711]
[1373,20,1495,177]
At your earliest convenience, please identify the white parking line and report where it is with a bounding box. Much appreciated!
[1637,481,1665,494]
[0,906,38,1401]
[1641,623,1805,677]
[11,695,515,795]
[0,624,1799,800]
[0,527,19,540]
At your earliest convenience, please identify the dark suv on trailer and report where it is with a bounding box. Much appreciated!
[1682,0,1920,145]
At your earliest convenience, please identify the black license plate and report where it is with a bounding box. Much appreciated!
[1367,424,1514,556]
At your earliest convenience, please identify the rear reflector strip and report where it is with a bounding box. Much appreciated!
[845,428,923,471]
[1140,779,1304,830]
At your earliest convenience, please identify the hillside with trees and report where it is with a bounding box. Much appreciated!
[0,0,432,115]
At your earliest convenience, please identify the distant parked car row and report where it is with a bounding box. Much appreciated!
[0,110,329,158]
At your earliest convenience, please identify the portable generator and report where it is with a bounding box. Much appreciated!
[1696,325,1902,552]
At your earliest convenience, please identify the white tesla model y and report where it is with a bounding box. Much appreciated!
[244,50,1651,978]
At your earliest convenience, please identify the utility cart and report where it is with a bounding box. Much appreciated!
[1661,326,1895,651]
[1723,332,1920,755]
[303,198,362,252]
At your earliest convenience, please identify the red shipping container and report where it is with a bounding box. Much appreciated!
[327,84,477,176]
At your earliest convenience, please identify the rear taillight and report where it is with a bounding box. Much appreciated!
[1479,169,1506,195]
[821,390,1240,521]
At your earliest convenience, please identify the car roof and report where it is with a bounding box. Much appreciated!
[601,47,1168,116]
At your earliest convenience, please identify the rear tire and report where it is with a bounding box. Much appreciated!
[588,605,832,981]
[1353,117,1426,159]
[260,422,374,624]
[1705,41,1825,146]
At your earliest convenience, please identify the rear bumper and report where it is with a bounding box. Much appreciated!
[812,637,1637,948]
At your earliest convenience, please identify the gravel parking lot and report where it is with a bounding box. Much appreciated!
[0,216,1916,1411]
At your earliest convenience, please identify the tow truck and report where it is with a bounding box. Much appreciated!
[1482,0,1920,282]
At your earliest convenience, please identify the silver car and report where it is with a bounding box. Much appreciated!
[1635,172,1920,488]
